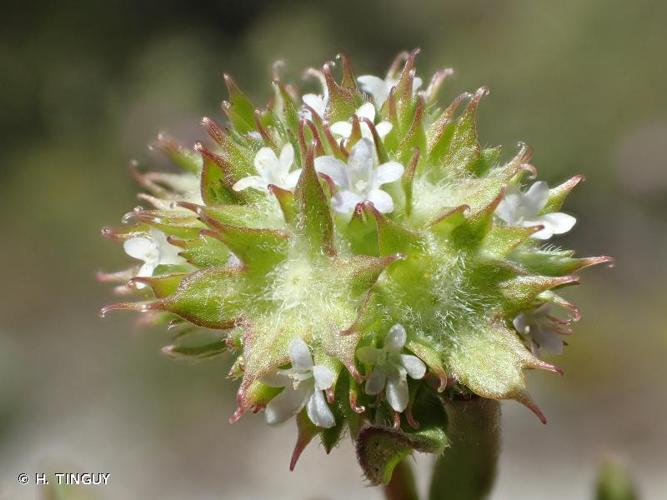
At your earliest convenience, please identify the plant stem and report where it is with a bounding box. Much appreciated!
[428,397,501,500]
[384,459,419,500]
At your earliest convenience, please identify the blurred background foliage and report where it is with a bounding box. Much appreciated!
[1,0,665,498]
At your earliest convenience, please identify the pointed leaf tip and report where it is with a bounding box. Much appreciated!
[542,175,586,213]
[99,301,158,319]
[516,391,548,424]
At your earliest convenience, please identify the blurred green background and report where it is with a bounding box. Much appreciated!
[1,0,665,498]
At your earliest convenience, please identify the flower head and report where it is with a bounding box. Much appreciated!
[330,103,393,141]
[233,144,301,192]
[513,305,571,355]
[102,52,611,483]
[357,73,422,109]
[264,339,335,428]
[315,138,404,214]
[123,229,186,287]
[495,181,576,239]
[357,324,426,412]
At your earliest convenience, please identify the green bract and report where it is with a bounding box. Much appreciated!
[101,50,611,484]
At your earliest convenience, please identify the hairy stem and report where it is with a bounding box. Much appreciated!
[384,459,419,500]
[429,397,501,500]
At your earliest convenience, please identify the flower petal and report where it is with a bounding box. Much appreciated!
[527,222,554,240]
[153,230,185,265]
[284,169,302,189]
[312,365,335,390]
[375,121,393,139]
[254,147,279,178]
[365,367,387,395]
[278,143,295,176]
[333,190,364,214]
[356,102,376,122]
[412,77,423,93]
[232,175,268,192]
[513,314,530,335]
[306,390,335,428]
[532,326,564,355]
[539,212,577,235]
[524,181,550,213]
[314,156,349,188]
[265,385,310,425]
[495,186,522,223]
[375,161,404,186]
[400,354,426,380]
[356,346,381,365]
[357,75,388,106]
[367,189,394,213]
[302,94,326,116]
[123,236,156,262]
[385,372,409,412]
[348,139,374,174]
[137,262,157,279]
[330,121,353,138]
[385,324,407,352]
[288,338,313,371]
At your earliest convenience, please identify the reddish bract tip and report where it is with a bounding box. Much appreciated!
[99,301,158,319]
[326,387,335,404]
[392,411,402,430]
[350,390,365,414]
[585,255,615,269]
[406,403,420,430]
[517,393,548,425]
[530,358,565,376]
[228,406,244,424]
[201,116,226,145]
[176,200,201,213]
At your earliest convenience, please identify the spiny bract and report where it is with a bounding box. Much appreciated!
[100,50,611,484]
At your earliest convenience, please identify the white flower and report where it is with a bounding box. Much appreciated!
[314,138,404,214]
[123,229,186,288]
[495,181,576,240]
[232,144,301,193]
[356,324,426,412]
[357,74,422,109]
[301,93,328,120]
[329,103,393,141]
[513,304,571,355]
[263,338,336,428]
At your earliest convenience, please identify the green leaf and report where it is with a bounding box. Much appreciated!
[514,251,614,276]
[323,62,361,122]
[198,146,239,205]
[173,235,230,268]
[542,175,584,213]
[499,274,579,316]
[290,410,321,470]
[222,74,256,134]
[294,147,335,256]
[344,203,379,256]
[397,97,427,166]
[443,321,552,421]
[162,339,228,359]
[158,267,247,329]
[482,224,542,258]
[151,133,202,173]
[203,225,289,273]
[133,272,187,298]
